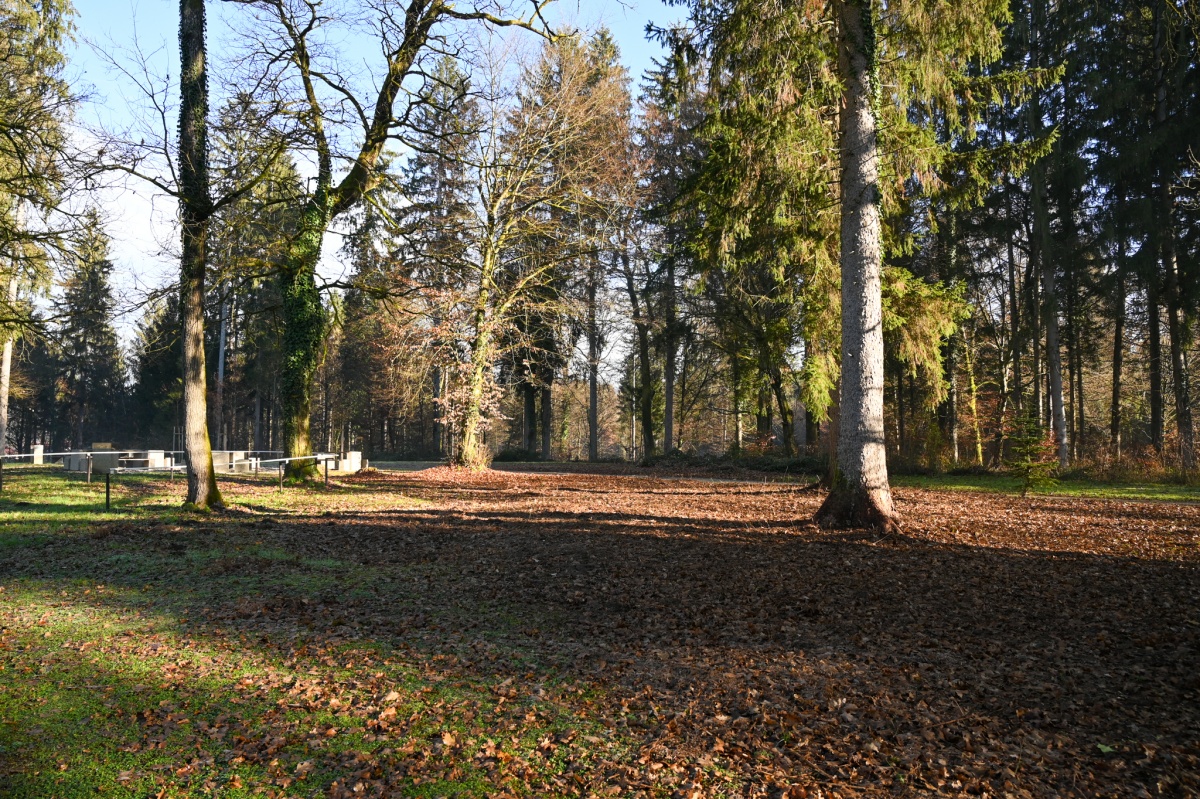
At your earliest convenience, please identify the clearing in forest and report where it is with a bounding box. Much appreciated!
[0,466,1197,798]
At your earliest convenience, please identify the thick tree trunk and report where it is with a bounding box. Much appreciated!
[178,0,221,509]
[816,0,898,532]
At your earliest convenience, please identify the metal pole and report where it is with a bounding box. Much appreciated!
[105,472,111,511]
[87,454,93,485]
[0,457,4,493]
[324,458,329,488]
[278,462,283,493]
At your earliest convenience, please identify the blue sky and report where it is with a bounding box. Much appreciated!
[65,0,688,334]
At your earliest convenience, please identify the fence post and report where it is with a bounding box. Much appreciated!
[324,458,329,488]
[105,472,111,512]
[278,462,283,493]
[87,454,93,485]
[0,458,4,494]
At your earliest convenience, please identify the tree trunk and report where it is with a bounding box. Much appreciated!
[455,299,493,470]
[523,382,537,454]
[540,385,552,460]
[1027,0,1067,468]
[1148,278,1164,452]
[815,0,898,532]
[1163,232,1195,470]
[769,366,795,457]
[280,198,329,480]
[431,364,443,458]
[663,260,677,453]
[621,250,655,459]
[178,0,221,509]
[0,273,17,452]
[587,264,599,461]
[731,354,743,455]
[1111,273,1124,458]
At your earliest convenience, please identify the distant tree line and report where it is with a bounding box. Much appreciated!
[1,0,1197,522]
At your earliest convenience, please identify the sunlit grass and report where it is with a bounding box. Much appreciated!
[893,472,1200,502]
[0,469,618,797]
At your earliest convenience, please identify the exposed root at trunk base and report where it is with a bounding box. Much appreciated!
[815,486,901,533]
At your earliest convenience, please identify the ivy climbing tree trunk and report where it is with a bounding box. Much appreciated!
[815,0,899,532]
[178,0,222,510]
[280,196,330,480]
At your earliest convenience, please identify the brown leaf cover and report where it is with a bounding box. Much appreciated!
[5,468,1199,797]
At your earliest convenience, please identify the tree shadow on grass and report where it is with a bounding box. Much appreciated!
[0,472,1198,797]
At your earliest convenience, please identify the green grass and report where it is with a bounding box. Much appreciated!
[892,472,1200,502]
[0,468,622,798]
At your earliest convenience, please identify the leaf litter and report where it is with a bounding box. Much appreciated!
[0,467,1196,798]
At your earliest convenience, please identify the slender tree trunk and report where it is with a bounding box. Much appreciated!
[621,250,655,459]
[523,382,537,454]
[0,272,17,452]
[432,364,443,458]
[964,330,984,466]
[178,0,221,509]
[214,291,228,450]
[1027,0,1068,468]
[253,389,263,452]
[731,354,743,455]
[1148,278,1164,452]
[663,260,677,453]
[1111,272,1124,458]
[587,263,599,461]
[816,0,898,531]
[1075,325,1085,458]
[769,365,795,457]
[1004,136,1022,413]
[540,385,552,460]
[1163,232,1195,470]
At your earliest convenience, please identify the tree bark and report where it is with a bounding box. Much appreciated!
[523,382,537,454]
[621,250,655,459]
[662,259,677,453]
[1148,276,1164,453]
[1111,272,1124,458]
[540,385,552,460]
[0,273,17,453]
[587,262,599,461]
[1163,232,1195,470]
[815,0,898,532]
[769,365,795,457]
[178,0,221,509]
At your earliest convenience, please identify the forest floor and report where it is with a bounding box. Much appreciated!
[0,465,1197,798]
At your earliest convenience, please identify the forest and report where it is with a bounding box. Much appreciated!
[0,0,1198,797]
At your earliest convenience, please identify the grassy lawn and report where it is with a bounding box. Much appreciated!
[0,468,620,798]
[892,471,1200,502]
